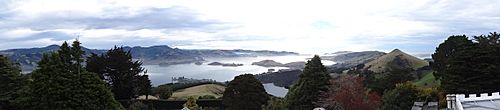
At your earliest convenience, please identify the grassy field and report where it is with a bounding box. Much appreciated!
[169,84,226,100]
[414,71,440,88]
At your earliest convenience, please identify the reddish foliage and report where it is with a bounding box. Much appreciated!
[317,75,381,110]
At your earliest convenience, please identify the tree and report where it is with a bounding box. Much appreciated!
[363,61,415,95]
[381,82,419,110]
[86,46,149,100]
[317,75,381,110]
[183,96,200,110]
[198,95,216,99]
[262,97,286,110]
[26,41,123,110]
[432,32,500,93]
[0,55,25,110]
[153,85,173,99]
[223,74,269,110]
[285,55,331,110]
[137,74,152,99]
[431,35,473,82]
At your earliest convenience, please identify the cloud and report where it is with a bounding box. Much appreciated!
[1,0,500,55]
[0,6,223,30]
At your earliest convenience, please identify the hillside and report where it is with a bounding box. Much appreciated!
[170,84,226,100]
[364,49,429,73]
[255,70,302,88]
[325,51,386,70]
[0,45,298,71]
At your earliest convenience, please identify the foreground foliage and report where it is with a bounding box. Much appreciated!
[381,82,439,110]
[432,33,500,93]
[0,55,25,110]
[317,75,381,110]
[223,74,269,110]
[86,46,150,100]
[285,55,331,110]
[21,41,123,110]
[262,97,286,110]
[183,96,200,110]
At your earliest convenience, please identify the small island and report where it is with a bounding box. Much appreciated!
[251,60,283,67]
[207,62,244,67]
[252,60,306,70]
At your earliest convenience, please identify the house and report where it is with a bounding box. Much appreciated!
[411,102,438,110]
[446,92,500,110]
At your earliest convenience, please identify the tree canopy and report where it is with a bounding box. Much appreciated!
[381,82,420,110]
[285,55,331,110]
[223,74,269,110]
[432,32,500,93]
[0,55,25,110]
[25,41,123,110]
[86,46,149,100]
[153,85,173,99]
[317,75,381,110]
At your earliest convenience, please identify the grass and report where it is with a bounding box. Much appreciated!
[414,71,440,88]
[169,84,226,100]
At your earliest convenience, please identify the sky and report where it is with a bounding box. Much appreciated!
[1,0,500,57]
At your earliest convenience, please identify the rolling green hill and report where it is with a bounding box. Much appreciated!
[364,49,429,73]
[414,71,440,88]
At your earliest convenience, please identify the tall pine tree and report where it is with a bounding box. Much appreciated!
[285,55,330,110]
[86,46,149,100]
[27,41,123,110]
[0,55,25,110]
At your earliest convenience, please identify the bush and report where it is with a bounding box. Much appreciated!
[199,95,216,99]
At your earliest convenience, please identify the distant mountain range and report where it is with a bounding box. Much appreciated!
[0,45,299,71]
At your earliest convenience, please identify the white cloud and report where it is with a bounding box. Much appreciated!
[1,0,500,55]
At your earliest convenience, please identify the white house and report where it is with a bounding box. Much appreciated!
[446,92,500,110]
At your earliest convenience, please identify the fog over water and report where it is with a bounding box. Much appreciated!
[143,55,336,97]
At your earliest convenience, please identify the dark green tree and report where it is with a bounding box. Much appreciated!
[431,35,473,82]
[27,41,123,110]
[153,85,173,99]
[285,55,330,110]
[0,55,25,110]
[137,74,152,99]
[262,97,286,110]
[381,82,419,110]
[432,33,500,93]
[86,46,148,100]
[223,74,269,110]
[86,53,106,80]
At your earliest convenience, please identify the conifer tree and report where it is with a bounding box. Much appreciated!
[432,33,500,93]
[431,35,473,82]
[27,40,123,110]
[0,55,25,110]
[137,74,152,99]
[86,46,148,100]
[285,55,330,110]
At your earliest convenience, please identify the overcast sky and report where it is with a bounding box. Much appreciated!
[1,0,500,56]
